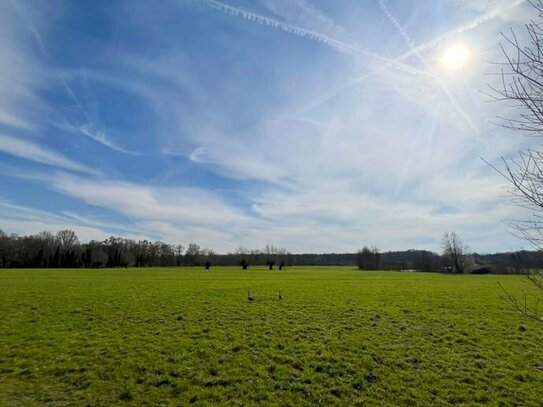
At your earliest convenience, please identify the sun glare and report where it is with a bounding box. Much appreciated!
[442,43,471,71]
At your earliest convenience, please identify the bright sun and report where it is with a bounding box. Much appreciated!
[442,43,471,71]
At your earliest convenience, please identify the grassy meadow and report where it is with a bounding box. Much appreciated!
[0,267,542,406]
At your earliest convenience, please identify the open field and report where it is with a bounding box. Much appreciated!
[0,267,542,406]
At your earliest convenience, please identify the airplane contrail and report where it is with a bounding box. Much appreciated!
[378,0,419,53]
[301,0,526,130]
[378,0,478,134]
[385,0,528,66]
[196,0,426,77]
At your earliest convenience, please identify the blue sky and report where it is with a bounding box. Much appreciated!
[0,0,537,253]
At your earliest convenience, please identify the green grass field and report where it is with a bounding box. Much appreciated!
[0,267,542,406]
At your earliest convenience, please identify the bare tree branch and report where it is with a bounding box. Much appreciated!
[488,1,543,322]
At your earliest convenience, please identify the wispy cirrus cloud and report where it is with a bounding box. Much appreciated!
[0,0,537,254]
[0,134,99,175]
[46,173,250,226]
[78,124,140,155]
[0,200,142,242]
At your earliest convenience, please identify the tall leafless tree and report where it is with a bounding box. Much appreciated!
[441,232,473,274]
[489,0,543,321]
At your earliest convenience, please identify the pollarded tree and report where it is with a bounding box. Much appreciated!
[263,244,289,270]
[441,232,473,274]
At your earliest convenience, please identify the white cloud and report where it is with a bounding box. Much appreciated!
[78,124,139,155]
[0,111,35,131]
[0,217,114,243]
[0,134,99,175]
[0,2,52,133]
[47,174,249,226]
[0,0,538,254]
[189,147,206,162]
[0,200,142,242]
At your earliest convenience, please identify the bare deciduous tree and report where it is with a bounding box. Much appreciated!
[56,229,79,249]
[488,1,543,321]
[441,232,473,274]
[185,243,201,265]
[357,246,381,270]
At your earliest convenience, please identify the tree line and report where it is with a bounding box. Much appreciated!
[0,228,538,273]
[0,229,291,269]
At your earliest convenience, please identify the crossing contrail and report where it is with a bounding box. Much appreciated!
[382,0,528,67]
[378,0,419,54]
[196,0,426,77]
[302,0,526,131]
[378,0,478,133]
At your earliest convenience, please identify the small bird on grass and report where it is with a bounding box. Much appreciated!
[247,291,254,302]
[278,291,284,301]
